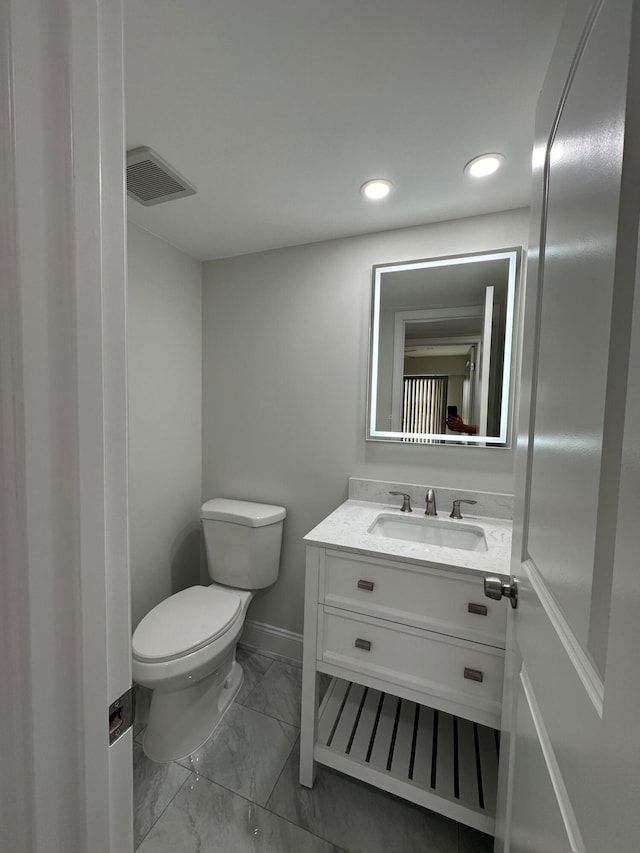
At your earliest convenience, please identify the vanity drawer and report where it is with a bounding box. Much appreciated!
[317,606,504,721]
[321,550,506,648]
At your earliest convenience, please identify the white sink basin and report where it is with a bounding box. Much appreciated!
[368,513,488,552]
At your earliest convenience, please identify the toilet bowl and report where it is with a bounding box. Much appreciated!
[132,498,285,762]
[132,584,252,761]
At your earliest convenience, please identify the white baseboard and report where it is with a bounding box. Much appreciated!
[240,619,303,663]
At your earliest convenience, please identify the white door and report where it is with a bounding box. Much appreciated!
[496,1,640,851]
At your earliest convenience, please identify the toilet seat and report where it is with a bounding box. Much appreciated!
[132,585,242,664]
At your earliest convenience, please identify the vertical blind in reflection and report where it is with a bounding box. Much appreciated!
[402,376,448,442]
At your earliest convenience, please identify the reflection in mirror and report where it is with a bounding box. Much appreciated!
[367,249,520,446]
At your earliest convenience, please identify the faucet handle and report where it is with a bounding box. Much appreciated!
[389,491,412,513]
[450,499,477,519]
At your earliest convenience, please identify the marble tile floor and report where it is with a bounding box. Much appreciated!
[133,645,494,853]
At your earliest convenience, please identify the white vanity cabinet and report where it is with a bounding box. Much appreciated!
[300,545,508,836]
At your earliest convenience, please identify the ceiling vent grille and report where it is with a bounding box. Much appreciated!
[126,147,196,206]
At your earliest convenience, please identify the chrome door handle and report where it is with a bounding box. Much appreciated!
[484,576,518,608]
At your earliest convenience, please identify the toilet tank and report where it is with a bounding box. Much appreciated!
[200,498,286,590]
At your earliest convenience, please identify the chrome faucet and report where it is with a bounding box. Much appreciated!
[425,488,437,516]
[389,491,412,512]
[450,499,477,519]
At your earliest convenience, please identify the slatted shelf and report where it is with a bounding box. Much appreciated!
[314,678,500,835]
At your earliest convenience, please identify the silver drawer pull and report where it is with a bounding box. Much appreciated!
[355,638,372,652]
[468,602,488,616]
[464,667,484,683]
[357,579,375,592]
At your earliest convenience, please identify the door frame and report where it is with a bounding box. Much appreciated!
[391,306,485,431]
[0,1,132,851]
[0,0,34,846]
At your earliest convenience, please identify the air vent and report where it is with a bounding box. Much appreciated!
[126,147,196,206]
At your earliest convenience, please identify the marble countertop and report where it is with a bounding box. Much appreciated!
[304,499,512,577]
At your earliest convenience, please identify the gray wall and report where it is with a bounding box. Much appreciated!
[202,209,529,636]
[128,224,203,628]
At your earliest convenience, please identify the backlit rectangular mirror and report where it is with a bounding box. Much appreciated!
[367,248,521,446]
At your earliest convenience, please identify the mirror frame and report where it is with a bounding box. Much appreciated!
[366,248,521,446]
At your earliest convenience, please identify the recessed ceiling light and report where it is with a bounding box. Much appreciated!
[361,178,393,200]
[463,153,505,178]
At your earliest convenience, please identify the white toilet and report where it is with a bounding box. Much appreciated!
[132,498,286,762]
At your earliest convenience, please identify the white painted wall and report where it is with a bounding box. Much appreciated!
[404,355,468,376]
[128,224,203,628]
[202,209,529,637]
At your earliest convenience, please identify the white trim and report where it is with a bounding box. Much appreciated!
[0,0,35,847]
[4,1,131,850]
[478,286,495,436]
[523,557,604,716]
[11,0,89,846]
[520,666,586,853]
[240,618,304,662]
[69,0,132,850]
[391,305,485,432]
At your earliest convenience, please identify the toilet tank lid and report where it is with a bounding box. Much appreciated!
[201,498,286,527]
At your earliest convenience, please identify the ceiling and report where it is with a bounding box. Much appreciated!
[380,258,509,311]
[124,0,565,262]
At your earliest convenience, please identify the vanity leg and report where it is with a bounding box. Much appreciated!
[299,668,318,787]
[299,547,321,787]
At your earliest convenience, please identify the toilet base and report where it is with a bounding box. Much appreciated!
[142,655,244,762]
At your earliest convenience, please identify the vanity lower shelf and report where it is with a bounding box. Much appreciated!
[315,677,500,836]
